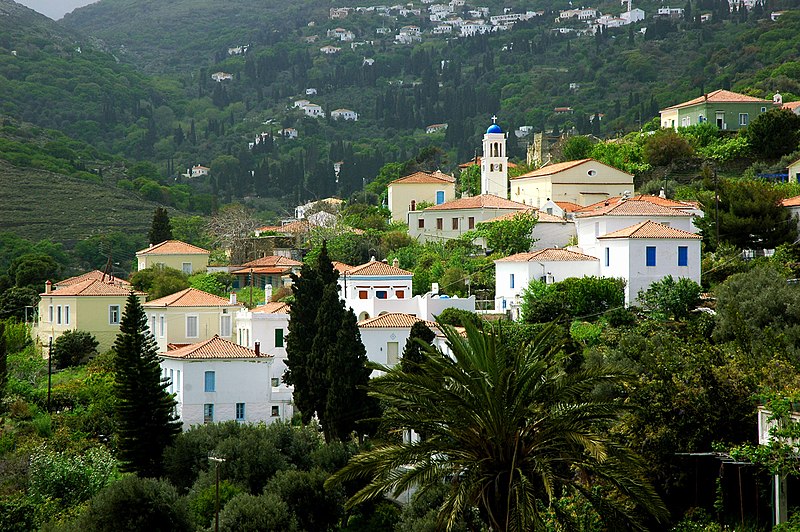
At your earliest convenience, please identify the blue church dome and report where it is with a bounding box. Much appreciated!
[486,124,503,134]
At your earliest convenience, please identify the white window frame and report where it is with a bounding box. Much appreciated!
[236,403,245,422]
[48,305,53,323]
[56,305,62,325]
[182,262,193,274]
[63,305,70,325]
[739,113,749,126]
[109,305,121,325]
[220,314,232,337]
[159,314,165,338]
[186,314,199,338]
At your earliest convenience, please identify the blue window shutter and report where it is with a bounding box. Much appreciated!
[436,190,445,204]
[646,246,656,267]
[678,246,688,266]
[204,371,215,392]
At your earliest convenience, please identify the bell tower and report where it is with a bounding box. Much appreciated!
[481,116,508,197]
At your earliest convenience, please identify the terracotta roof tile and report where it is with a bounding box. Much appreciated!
[333,261,354,274]
[231,267,289,275]
[424,194,528,211]
[161,335,271,359]
[43,279,143,297]
[144,287,242,307]
[56,270,131,288]
[782,195,800,207]
[597,220,702,239]
[661,89,771,111]
[136,240,210,256]
[554,201,583,212]
[496,249,599,262]
[512,158,592,178]
[784,101,800,111]
[241,256,303,268]
[347,260,413,276]
[358,312,437,329]
[252,302,290,314]
[389,171,455,185]
[581,195,697,211]
[256,220,311,234]
[576,199,693,218]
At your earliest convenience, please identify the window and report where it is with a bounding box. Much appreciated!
[186,315,198,338]
[468,217,475,229]
[63,305,70,325]
[739,113,749,126]
[109,305,120,325]
[182,262,193,274]
[646,246,657,267]
[48,305,53,323]
[204,371,216,392]
[271,377,280,387]
[395,290,405,298]
[56,306,62,325]
[159,315,165,337]
[587,169,597,177]
[235,403,245,421]
[271,406,280,417]
[168,369,174,393]
[387,342,399,365]
[678,246,688,266]
[358,290,368,299]
[452,217,459,230]
[376,290,388,299]
[436,190,445,205]
[275,328,284,348]
[510,274,515,289]
[436,218,443,230]
[594,222,600,237]
[203,404,214,423]
[418,218,424,229]
[604,247,610,267]
[220,314,232,337]
[761,106,767,113]
[150,315,157,336]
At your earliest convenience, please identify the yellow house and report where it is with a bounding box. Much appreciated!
[34,279,145,353]
[510,158,634,209]
[143,288,245,352]
[788,158,800,183]
[387,171,456,223]
[136,240,210,273]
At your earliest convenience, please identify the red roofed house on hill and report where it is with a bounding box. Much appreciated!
[659,89,777,131]
[136,240,210,274]
[159,335,276,427]
[387,170,456,223]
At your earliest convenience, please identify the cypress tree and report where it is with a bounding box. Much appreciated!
[113,293,181,477]
[400,321,436,374]
[0,322,6,407]
[148,207,173,245]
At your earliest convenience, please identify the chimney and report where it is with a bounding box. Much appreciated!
[45,280,52,294]
[229,292,237,305]
[392,258,400,268]
[254,341,260,356]
[265,284,273,303]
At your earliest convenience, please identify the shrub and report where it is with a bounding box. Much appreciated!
[521,277,626,323]
[52,331,99,369]
[638,276,702,320]
[643,129,693,166]
[264,468,343,532]
[28,445,118,508]
[217,492,294,532]
[435,307,480,327]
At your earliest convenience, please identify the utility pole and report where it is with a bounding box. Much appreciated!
[714,165,720,246]
[46,337,53,412]
[209,456,226,532]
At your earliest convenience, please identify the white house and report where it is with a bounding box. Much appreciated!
[494,249,600,316]
[331,108,359,121]
[782,194,800,233]
[188,165,210,178]
[235,302,293,422]
[620,7,645,22]
[426,123,448,134]
[358,313,450,372]
[597,220,702,304]
[160,336,275,427]
[574,198,697,257]
[302,103,325,118]
[280,127,298,139]
[320,45,342,54]
[211,72,233,82]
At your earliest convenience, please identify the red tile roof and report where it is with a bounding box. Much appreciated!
[256,220,311,235]
[252,302,290,314]
[347,260,413,276]
[782,195,800,207]
[161,335,271,359]
[231,267,289,275]
[389,170,455,185]
[136,240,210,256]
[661,89,771,111]
[43,279,142,297]
[496,249,599,262]
[784,101,800,111]
[554,201,583,212]
[576,199,693,218]
[581,195,697,211]
[56,270,131,288]
[358,312,437,329]
[144,287,241,307]
[597,220,702,239]
[512,158,593,179]
[241,256,303,268]
[332,261,354,274]
[424,194,528,211]
[482,208,566,224]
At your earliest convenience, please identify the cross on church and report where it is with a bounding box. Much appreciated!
[491,115,497,124]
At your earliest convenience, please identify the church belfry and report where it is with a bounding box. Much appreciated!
[481,116,509,197]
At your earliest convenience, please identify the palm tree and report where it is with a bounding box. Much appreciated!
[328,321,668,531]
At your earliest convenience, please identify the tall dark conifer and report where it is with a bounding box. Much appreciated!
[0,322,6,406]
[400,321,436,374]
[113,293,181,477]
[148,207,173,245]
